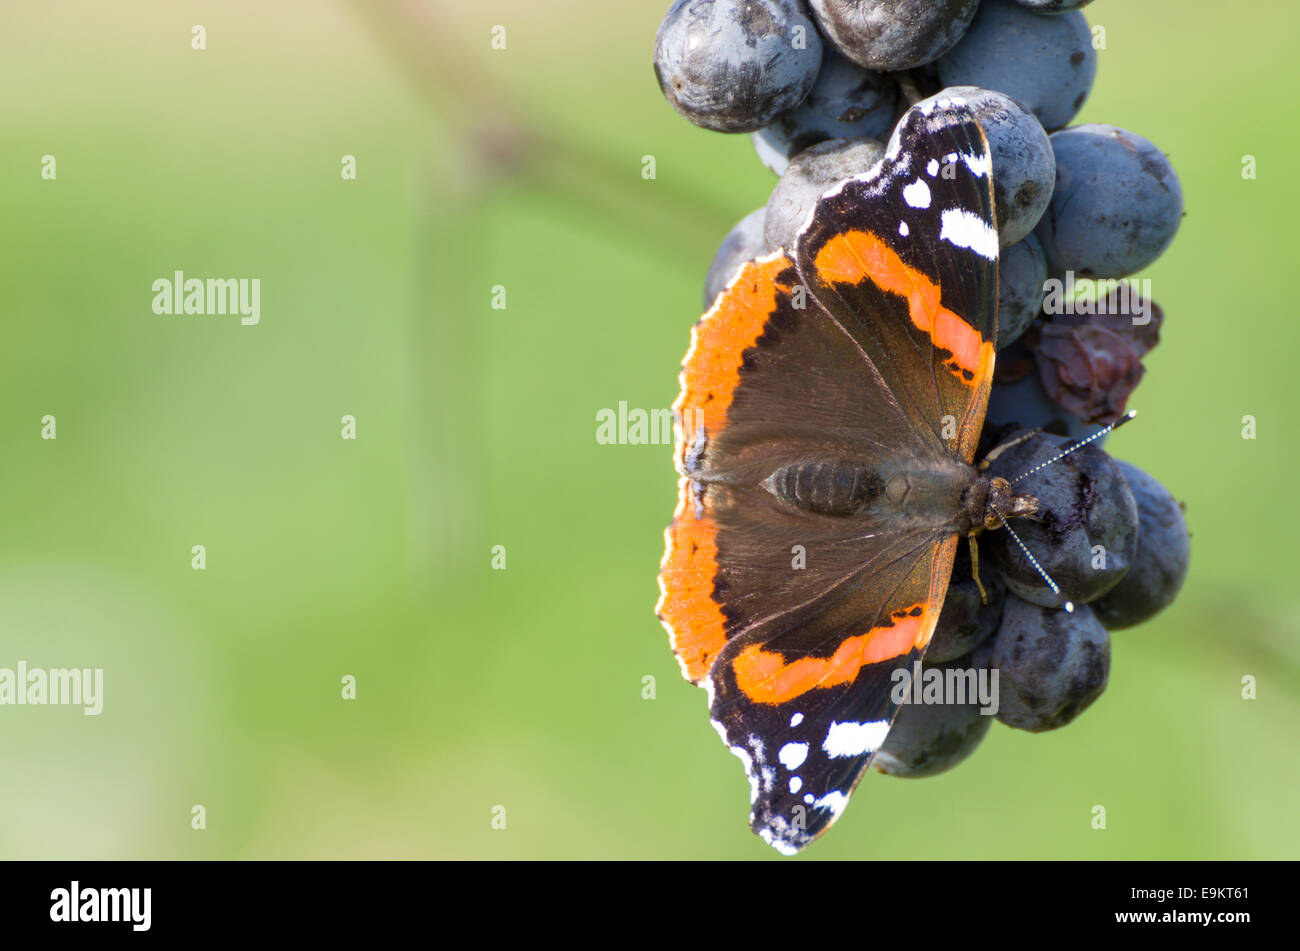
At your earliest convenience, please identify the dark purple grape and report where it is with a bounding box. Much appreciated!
[1092,461,1190,630]
[983,431,1138,608]
[1033,294,1163,424]
[752,46,899,175]
[809,0,980,71]
[972,595,1110,731]
[937,0,1096,131]
[654,0,824,133]
[703,208,769,308]
[763,137,885,251]
[1034,125,1184,279]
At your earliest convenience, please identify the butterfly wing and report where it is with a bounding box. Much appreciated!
[659,252,938,684]
[796,99,999,463]
[657,101,999,854]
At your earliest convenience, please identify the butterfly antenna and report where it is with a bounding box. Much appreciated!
[990,505,1075,613]
[1010,410,1138,486]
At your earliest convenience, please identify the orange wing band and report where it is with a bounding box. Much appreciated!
[658,253,796,684]
[657,481,729,684]
[813,229,992,382]
[731,535,959,704]
[674,253,795,465]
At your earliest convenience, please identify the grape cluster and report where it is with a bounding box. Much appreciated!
[655,0,1188,775]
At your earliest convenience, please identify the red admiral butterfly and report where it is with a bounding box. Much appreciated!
[657,100,1041,854]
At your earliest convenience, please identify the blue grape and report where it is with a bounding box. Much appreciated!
[703,207,769,308]
[973,596,1110,731]
[872,659,993,778]
[654,0,823,133]
[1034,124,1184,279]
[763,137,885,251]
[752,46,898,175]
[926,542,1006,664]
[937,0,1096,131]
[809,0,980,71]
[985,363,1106,445]
[1092,461,1190,630]
[1013,0,1094,11]
[984,431,1138,608]
[997,233,1048,349]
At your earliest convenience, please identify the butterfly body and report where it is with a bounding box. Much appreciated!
[658,100,1031,854]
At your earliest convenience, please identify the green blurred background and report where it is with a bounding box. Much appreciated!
[0,0,1296,859]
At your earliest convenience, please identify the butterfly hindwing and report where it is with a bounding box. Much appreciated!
[708,533,959,854]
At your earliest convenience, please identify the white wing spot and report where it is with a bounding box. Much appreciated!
[789,712,803,728]
[812,790,850,819]
[822,720,891,758]
[898,220,909,237]
[963,150,992,178]
[927,158,939,177]
[778,742,809,771]
[902,178,931,209]
[939,207,999,260]
[789,776,802,794]
[758,827,801,857]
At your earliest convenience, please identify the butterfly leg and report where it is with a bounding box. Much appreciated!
[969,534,989,606]
[978,429,1042,471]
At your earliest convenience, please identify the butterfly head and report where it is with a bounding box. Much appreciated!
[982,476,1038,532]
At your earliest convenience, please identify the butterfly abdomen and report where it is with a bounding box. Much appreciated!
[763,461,885,516]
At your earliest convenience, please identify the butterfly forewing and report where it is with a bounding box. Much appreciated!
[796,101,999,462]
